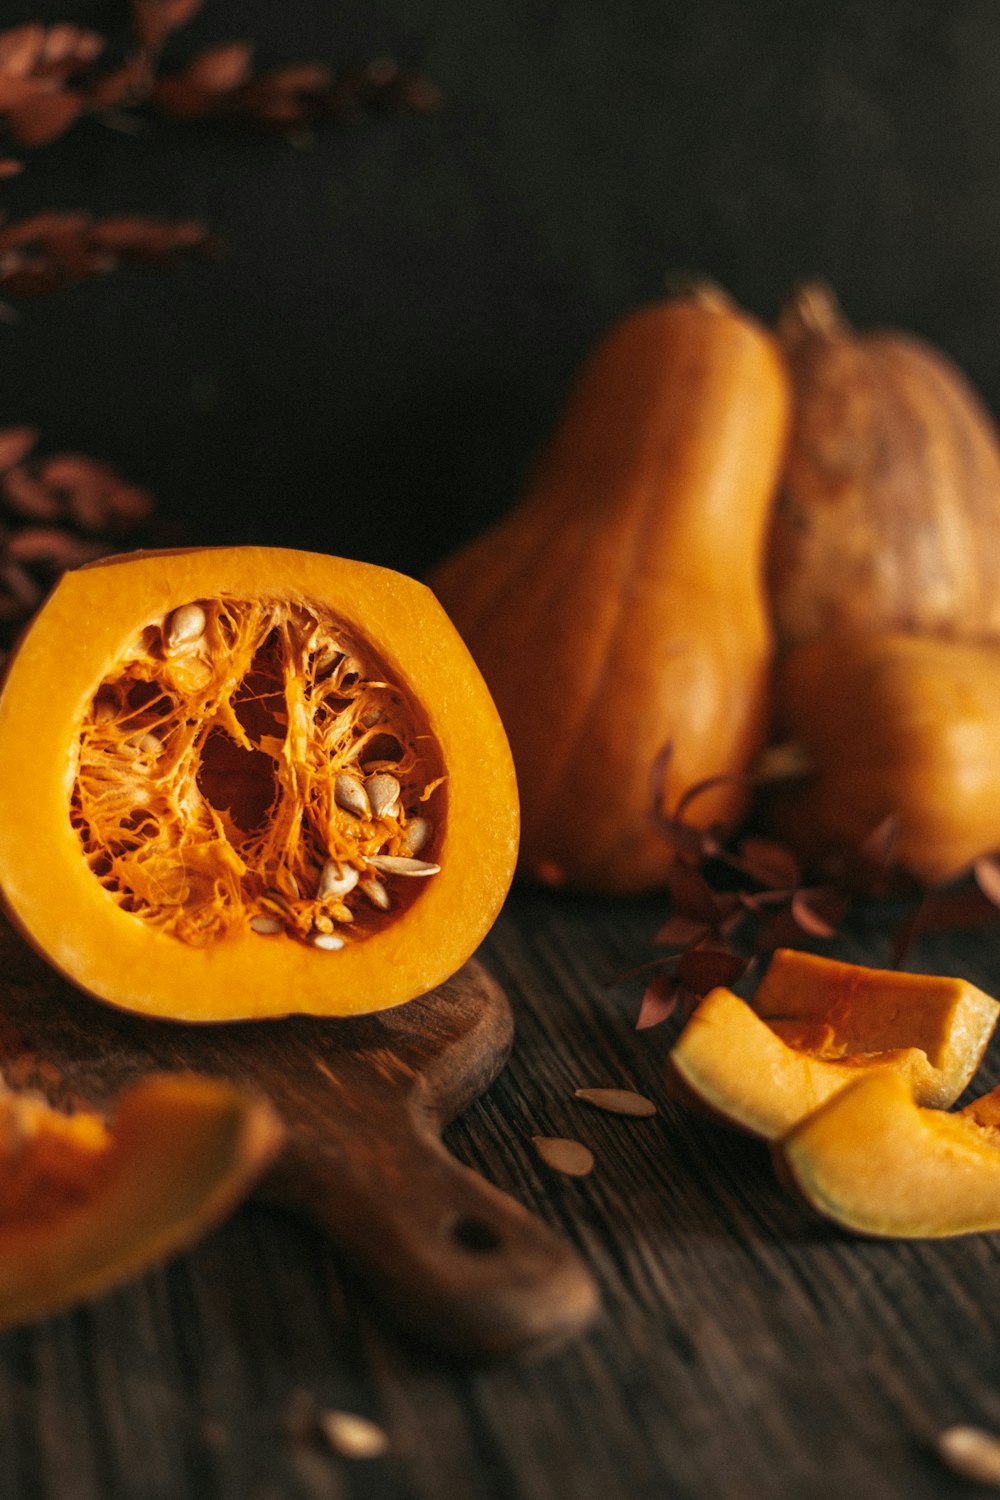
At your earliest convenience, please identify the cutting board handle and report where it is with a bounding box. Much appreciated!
[272,1112,601,1360]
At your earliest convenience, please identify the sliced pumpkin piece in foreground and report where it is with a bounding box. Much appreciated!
[0,546,518,1021]
[0,1073,283,1329]
[777,1071,1000,1238]
[665,948,999,1139]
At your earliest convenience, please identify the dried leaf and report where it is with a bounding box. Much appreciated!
[0,24,45,77]
[676,947,749,996]
[6,527,105,567]
[130,0,204,56]
[735,836,801,891]
[636,973,680,1030]
[789,887,847,939]
[185,41,255,94]
[0,427,38,472]
[2,464,63,521]
[2,90,84,148]
[652,912,710,949]
[667,861,723,924]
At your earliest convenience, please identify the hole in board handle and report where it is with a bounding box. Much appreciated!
[448,1214,503,1253]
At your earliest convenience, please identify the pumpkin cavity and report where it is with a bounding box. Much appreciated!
[70,596,446,948]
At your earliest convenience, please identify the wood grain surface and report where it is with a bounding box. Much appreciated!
[3,884,1000,1499]
[0,919,598,1362]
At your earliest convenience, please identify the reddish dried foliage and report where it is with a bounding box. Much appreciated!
[0,427,154,655]
[0,5,440,153]
[631,743,1000,1030]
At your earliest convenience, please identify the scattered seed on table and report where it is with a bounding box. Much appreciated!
[532,1135,594,1177]
[937,1426,1000,1487]
[318,1410,390,1460]
[573,1087,657,1118]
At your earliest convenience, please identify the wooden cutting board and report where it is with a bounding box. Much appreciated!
[0,919,600,1359]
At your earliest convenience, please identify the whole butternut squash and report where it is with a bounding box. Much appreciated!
[769,282,1000,651]
[430,286,790,893]
[764,630,1000,884]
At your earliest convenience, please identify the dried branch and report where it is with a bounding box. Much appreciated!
[629,742,1000,1030]
[0,10,441,150]
[0,428,155,656]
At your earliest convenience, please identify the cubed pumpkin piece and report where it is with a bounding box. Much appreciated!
[777,1071,1000,1238]
[665,949,999,1140]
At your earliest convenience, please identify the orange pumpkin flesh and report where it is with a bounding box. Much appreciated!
[665,949,1000,1139]
[777,1072,1000,1238]
[0,1073,283,1328]
[0,546,518,1021]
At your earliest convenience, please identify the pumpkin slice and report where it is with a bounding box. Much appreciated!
[0,1072,283,1328]
[0,546,518,1020]
[665,949,999,1139]
[777,1071,1000,1238]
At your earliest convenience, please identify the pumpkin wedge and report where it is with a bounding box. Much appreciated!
[665,949,999,1139]
[0,1072,282,1328]
[0,546,518,1021]
[778,1072,1000,1238]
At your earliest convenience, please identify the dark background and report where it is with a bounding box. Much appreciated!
[5,0,999,577]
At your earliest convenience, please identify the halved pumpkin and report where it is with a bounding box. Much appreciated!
[777,1071,1000,1238]
[665,949,999,1139]
[0,1072,283,1328]
[0,546,519,1021]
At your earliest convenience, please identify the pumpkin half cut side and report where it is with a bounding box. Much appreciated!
[0,546,519,1022]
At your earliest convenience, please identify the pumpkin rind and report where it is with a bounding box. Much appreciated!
[765,630,1000,884]
[0,546,519,1021]
[430,289,790,893]
[0,1073,283,1328]
[769,282,1000,651]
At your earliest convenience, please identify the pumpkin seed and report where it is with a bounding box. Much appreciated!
[317,1410,389,1460]
[360,875,391,910]
[166,603,206,651]
[937,1426,1000,1487]
[532,1135,594,1177]
[574,1087,657,1118]
[312,932,345,951]
[334,773,369,818]
[317,860,359,900]
[137,732,161,755]
[368,855,440,877]
[366,772,400,819]
[250,915,283,935]
[312,639,344,674]
[403,816,432,855]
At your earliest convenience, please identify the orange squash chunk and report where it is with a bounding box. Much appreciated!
[778,1071,1000,1238]
[0,1074,282,1328]
[666,949,999,1140]
[0,547,519,1021]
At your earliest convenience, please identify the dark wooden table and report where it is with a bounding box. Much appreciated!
[3,883,1000,1500]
